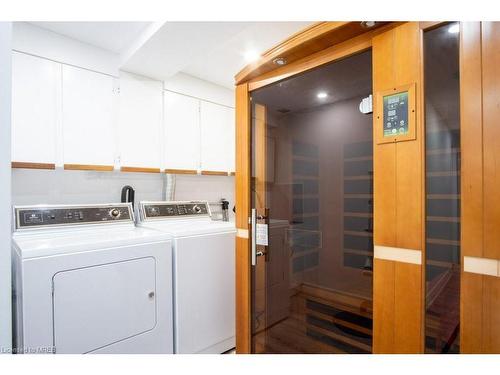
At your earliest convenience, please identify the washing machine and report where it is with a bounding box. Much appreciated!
[12,203,173,354]
[137,201,236,354]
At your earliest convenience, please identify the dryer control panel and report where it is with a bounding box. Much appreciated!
[140,201,210,220]
[14,204,134,230]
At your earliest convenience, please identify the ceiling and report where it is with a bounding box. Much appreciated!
[252,50,373,114]
[29,21,312,88]
[30,22,151,54]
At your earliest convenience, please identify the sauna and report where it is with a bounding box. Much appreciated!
[250,50,374,353]
[234,22,500,354]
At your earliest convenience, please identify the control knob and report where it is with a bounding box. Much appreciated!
[110,208,121,218]
[193,205,202,213]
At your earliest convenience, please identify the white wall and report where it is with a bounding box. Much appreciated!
[163,72,234,108]
[12,22,120,76]
[11,170,235,221]
[0,22,12,353]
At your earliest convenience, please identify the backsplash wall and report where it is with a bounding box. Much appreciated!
[11,169,234,219]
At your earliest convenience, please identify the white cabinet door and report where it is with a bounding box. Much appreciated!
[200,101,235,172]
[11,52,61,164]
[228,107,235,172]
[164,91,200,171]
[62,65,116,167]
[53,257,156,354]
[118,72,163,170]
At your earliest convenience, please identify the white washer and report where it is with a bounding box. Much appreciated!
[137,201,236,354]
[12,203,173,354]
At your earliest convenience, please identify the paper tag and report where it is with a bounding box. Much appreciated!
[256,223,268,246]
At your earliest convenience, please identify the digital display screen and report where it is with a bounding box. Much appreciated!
[383,91,409,137]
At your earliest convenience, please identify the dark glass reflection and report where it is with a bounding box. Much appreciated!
[424,23,460,354]
[250,51,373,353]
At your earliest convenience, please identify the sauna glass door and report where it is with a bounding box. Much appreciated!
[250,51,374,353]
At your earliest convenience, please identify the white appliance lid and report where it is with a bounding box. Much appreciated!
[13,226,172,259]
[139,219,236,237]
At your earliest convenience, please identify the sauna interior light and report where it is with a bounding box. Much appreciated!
[243,50,260,63]
[273,57,287,66]
[448,24,459,34]
[317,92,328,99]
[360,21,376,28]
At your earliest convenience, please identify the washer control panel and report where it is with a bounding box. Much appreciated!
[15,204,133,230]
[141,201,210,220]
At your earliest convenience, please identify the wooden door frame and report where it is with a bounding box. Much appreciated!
[233,21,419,353]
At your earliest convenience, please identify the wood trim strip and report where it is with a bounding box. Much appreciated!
[120,166,161,173]
[374,245,422,265]
[11,162,56,170]
[201,170,230,176]
[236,22,348,84]
[481,22,500,260]
[419,21,447,31]
[460,21,484,354]
[234,83,251,353]
[63,164,114,172]
[248,23,400,92]
[240,22,397,87]
[164,168,198,175]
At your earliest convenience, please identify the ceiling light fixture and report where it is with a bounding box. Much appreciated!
[273,57,287,66]
[243,50,260,63]
[448,23,459,34]
[360,21,376,28]
[317,92,328,99]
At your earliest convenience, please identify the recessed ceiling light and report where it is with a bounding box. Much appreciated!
[243,50,260,63]
[448,23,459,34]
[360,21,376,28]
[273,57,287,66]
[317,92,328,99]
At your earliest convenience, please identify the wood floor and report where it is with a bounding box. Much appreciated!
[252,284,373,354]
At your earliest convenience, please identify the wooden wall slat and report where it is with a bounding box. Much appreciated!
[373,30,397,247]
[394,262,422,353]
[460,21,500,354]
[394,23,423,251]
[460,22,484,259]
[373,258,395,353]
[234,83,251,353]
[481,22,500,260]
[235,236,251,354]
[461,272,484,353]
[372,22,424,353]
[235,84,251,230]
[483,276,500,353]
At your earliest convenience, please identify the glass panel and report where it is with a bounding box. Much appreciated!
[424,23,460,354]
[250,51,373,353]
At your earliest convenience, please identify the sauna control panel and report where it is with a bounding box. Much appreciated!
[140,201,210,220]
[15,204,133,230]
[376,82,416,145]
[383,91,409,137]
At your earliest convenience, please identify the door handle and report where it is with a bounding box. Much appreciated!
[252,208,269,266]
[251,208,257,266]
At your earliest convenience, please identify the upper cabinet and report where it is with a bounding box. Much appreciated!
[11,53,235,175]
[118,72,163,171]
[164,91,200,171]
[200,101,235,173]
[11,52,61,166]
[61,65,116,168]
